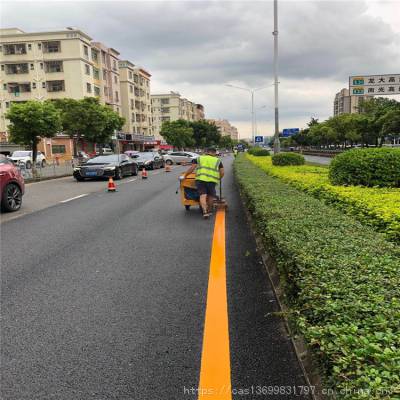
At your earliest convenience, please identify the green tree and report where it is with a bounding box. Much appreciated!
[160,119,195,149]
[54,97,122,155]
[189,120,221,148]
[6,100,62,174]
[219,135,234,149]
[379,109,400,143]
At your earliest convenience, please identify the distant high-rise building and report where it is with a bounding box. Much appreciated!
[151,92,204,140]
[208,119,239,141]
[334,88,371,116]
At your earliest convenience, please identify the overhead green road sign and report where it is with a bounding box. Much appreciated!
[349,74,400,96]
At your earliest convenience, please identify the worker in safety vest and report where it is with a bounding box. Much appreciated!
[184,148,224,219]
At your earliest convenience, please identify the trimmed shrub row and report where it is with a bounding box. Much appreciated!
[234,155,400,399]
[247,155,400,242]
[247,147,270,156]
[272,152,305,166]
[329,148,400,188]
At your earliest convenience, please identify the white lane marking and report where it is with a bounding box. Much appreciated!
[126,178,137,182]
[26,176,72,186]
[152,171,160,175]
[60,194,89,203]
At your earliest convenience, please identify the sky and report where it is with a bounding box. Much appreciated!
[2,0,400,139]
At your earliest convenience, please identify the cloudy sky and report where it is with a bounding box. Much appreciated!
[2,0,400,138]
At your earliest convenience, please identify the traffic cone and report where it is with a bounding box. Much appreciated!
[165,163,171,172]
[107,177,116,192]
[141,167,148,179]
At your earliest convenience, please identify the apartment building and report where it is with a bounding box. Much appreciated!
[119,60,152,137]
[92,42,121,114]
[333,88,371,116]
[151,92,204,140]
[208,119,239,141]
[0,27,100,134]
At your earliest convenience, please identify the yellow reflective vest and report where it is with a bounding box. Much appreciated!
[196,155,221,183]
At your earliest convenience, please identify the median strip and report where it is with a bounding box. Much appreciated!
[60,194,89,203]
[198,209,232,400]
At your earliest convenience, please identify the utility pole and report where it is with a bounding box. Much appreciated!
[273,0,280,154]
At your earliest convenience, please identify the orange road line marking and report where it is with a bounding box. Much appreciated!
[198,209,232,399]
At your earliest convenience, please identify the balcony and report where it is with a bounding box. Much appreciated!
[7,82,31,96]
[5,63,29,74]
[4,44,26,55]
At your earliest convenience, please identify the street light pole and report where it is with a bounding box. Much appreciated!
[225,83,273,145]
[273,0,280,154]
[251,90,255,144]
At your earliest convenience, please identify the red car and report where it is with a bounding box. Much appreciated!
[0,155,25,212]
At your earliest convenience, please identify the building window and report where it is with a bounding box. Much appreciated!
[115,91,119,102]
[8,82,31,94]
[161,98,169,105]
[42,41,61,53]
[87,83,92,93]
[42,82,46,88]
[3,84,7,90]
[114,75,117,84]
[103,69,107,80]
[45,61,63,73]
[133,74,138,83]
[93,68,100,80]
[40,63,43,69]
[47,80,65,92]
[91,49,98,62]
[113,60,117,70]
[5,63,29,74]
[52,145,66,154]
[129,71,133,79]
[4,43,27,55]
[32,82,36,89]
[28,44,32,50]
[83,45,89,58]
[85,64,90,75]
[130,85,133,93]
[94,86,100,96]
[38,43,42,50]
[30,63,34,70]
[161,107,170,113]
[1,65,4,71]
[132,113,135,122]
[130,99,134,109]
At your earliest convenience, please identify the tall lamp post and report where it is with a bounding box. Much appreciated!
[273,0,280,154]
[225,84,272,144]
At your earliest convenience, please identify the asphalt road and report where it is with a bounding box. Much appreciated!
[303,155,332,165]
[1,157,310,399]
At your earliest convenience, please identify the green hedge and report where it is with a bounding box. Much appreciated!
[272,152,305,166]
[329,148,400,187]
[234,155,400,399]
[248,147,270,156]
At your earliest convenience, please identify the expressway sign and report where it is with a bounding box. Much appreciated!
[282,128,299,137]
[349,74,400,96]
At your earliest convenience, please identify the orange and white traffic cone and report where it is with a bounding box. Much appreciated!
[165,163,171,172]
[107,177,117,192]
[141,167,148,179]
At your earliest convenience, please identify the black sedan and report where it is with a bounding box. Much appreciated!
[73,154,138,181]
[134,152,165,170]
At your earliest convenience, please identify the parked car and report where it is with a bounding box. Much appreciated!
[9,150,47,168]
[73,154,138,181]
[95,147,114,155]
[0,155,25,212]
[135,152,165,170]
[163,151,199,165]
[124,150,139,158]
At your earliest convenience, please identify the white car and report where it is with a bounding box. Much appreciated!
[163,151,199,165]
[9,151,47,169]
[96,148,114,155]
